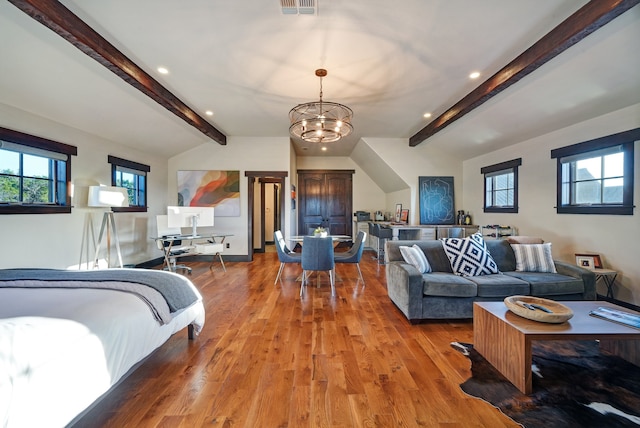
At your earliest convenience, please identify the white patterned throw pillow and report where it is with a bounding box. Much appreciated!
[511,243,557,273]
[399,245,431,273]
[441,233,500,277]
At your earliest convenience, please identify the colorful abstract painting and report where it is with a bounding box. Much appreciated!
[177,170,240,216]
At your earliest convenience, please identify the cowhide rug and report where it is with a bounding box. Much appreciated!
[452,340,640,428]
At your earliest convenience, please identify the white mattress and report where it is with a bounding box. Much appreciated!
[0,286,205,428]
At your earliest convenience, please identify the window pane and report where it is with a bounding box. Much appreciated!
[494,189,513,207]
[603,178,623,203]
[575,181,601,204]
[0,150,19,173]
[603,152,623,178]
[576,157,601,180]
[485,176,492,192]
[0,176,19,202]
[23,154,50,178]
[23,177,50,203]
[494,173,512,190]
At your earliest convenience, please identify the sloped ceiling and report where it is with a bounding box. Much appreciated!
[0,1,638,159]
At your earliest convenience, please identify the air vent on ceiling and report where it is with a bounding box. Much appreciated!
[281,0,316,15]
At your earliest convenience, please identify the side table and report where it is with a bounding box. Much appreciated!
[592,268,618,299]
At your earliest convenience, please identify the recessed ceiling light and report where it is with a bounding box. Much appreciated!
[321,147,327,151]
[423,113,432,119]
[205,111,213,116]
[157,67,169,74]
[469,71,480,79]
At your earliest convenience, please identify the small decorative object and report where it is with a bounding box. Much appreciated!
[504,296,574,323]
[457,210,465,225]
[400,209,409,223]
[464,212,472,225]
[314,227,328,237]
[575,253,601,269]
[395,204,402,222]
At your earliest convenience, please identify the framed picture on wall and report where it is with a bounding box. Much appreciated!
[177,170,240,216]
[395,204,402,222]
[418,176,455,225]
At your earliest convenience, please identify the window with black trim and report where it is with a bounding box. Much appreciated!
[481,158,521,213]
[108,155,149,212]
[0,127,77,214]
[551,128,637,215]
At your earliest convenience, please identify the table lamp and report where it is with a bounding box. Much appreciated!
[88,185,129,268]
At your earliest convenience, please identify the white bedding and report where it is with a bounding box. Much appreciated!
[0,283,205,428]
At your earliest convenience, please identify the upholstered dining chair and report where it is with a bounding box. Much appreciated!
[274,230,301,284]
[300,236,335,296]
[444,227,465,239]
[334,231,367,284]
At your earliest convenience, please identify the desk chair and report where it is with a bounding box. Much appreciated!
[156,215,192,274]
[301,236,335,296]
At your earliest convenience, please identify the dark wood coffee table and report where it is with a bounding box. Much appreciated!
[473,301,640,394]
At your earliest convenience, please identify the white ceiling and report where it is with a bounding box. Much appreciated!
[0,1,638,159]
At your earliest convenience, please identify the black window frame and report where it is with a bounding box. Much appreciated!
[108,155,150,213]
[0,127,77,214]
[551,128,638,215]
[481,158,521,214]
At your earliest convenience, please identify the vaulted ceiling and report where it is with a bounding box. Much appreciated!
[1,1,638,158]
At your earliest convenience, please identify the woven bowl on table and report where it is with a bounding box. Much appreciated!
[504,295,574,324]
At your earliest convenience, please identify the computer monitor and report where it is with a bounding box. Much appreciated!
[167,206,214,237]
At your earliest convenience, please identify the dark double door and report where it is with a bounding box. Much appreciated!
[297,169,354,237]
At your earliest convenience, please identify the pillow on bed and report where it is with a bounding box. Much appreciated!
[511,243,557,273]
[441,233,500,277]
[399,245,431,273]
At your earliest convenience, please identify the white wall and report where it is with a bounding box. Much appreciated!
[462,104,640,305]
[295,156,387,222]
[0,103,169,269]
[360,138,463,224]
[168,136,292,256]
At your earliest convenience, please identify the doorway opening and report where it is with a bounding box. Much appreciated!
[245,171,287,261]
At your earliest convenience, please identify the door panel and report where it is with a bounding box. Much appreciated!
[325,173,351,236]
[298,170,353,237]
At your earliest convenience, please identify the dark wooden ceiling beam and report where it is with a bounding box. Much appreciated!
[409,0,640,147]
[8,0,227,145]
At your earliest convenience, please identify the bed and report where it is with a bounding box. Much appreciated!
[0,268,205,428]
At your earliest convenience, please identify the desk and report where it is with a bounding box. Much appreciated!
[591,268,618,299]
[153,233,232,273]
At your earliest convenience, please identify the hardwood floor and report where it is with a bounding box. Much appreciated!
[74,250,517,427]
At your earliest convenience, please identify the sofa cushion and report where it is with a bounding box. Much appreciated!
[467,274,530,297]
[511,243,556,273]
[399,244,431,273]
[504,272,585,296]
[441,233,500,277]
[422,273,477,297]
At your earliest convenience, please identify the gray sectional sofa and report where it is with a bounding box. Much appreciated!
[385,239,596,322]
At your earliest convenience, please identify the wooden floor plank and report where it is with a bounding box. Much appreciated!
[73,249,518,427]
